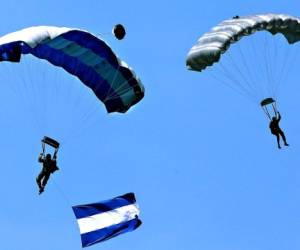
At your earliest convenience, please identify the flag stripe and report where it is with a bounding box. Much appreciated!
[80,217,142,247]
[72,192,137,219]
[77,204,140,234]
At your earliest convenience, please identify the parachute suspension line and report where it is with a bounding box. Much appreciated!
[96,32,111,38]
[47,65,62,138]
[58,63,101,143]
[55,58,89,141]
[103,64,121,102]
[262,36,275,98]
[269,36,279,98]
[24,59,46,134]
[207,70,248,96]
[262,35,277,99]
[0,59,48,137]
[273,44,291,97]
[12,60,44,135]
[207,63,257,104]
[218,61,257,101]
[274,44,298,97]
[29,59,49,133]
[261,106,272,120]
[248,35,269,99]
[0,63,20,98]
[109,75,141,99]
[272,102,278,116]
[25,59,48,135]
[235,42,262,99]
[217,59,258,102]
[225,50,259,100]
[250,36,268,99]
[62,103,100,144]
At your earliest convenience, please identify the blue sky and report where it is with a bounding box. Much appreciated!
[0,1,300,250]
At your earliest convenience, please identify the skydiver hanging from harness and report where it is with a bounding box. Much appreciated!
[269,112,289,149]
[261,98,289,149]
[36,136,60,194]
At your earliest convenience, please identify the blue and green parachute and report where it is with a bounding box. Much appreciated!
[0,26,144,113]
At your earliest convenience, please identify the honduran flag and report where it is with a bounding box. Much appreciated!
[72,193,142,248]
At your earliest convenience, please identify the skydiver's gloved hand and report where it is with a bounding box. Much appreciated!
[38,153,43,162]
[53,150,58,160]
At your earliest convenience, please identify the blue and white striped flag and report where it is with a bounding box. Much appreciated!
[72,193,142,247]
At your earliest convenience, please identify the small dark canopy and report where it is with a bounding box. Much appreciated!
[42,136,60,149]
[113,24,126,40]
[260,97,275,107]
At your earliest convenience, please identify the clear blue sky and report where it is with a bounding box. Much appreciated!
[0,1,300,250]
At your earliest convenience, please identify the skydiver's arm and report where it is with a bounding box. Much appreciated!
[277,112,281,121]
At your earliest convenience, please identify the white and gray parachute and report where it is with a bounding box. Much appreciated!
[186,14,300,118]
[186,14,300,71]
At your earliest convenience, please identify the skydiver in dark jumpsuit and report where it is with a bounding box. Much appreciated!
[269,112,289,149]
[36,153,59,194]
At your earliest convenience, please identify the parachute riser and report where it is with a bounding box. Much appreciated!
[260,97,278,120]
[41,136,60,159]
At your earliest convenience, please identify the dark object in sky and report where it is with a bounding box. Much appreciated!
[37,136,60,194]
[269,112,289,149]
[36,153,59,194]
[260,97,275,107]
[113,24,126,40]
[42,136,60,149]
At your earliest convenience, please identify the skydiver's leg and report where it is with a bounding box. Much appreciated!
[42,172,51,188]
[275,134,281,149]
[279,130,289,146]
[36,171,44,189]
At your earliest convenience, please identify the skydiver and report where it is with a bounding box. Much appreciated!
[269,111,289,149]
[36,153,59,194]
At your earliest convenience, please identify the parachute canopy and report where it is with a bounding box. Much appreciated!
[42,136,60,149]
[186,14,300,72]
[0,26,144,113]
[260,97,275,107]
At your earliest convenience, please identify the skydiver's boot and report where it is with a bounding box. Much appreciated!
[276,135,281,149]
[36,178,42,190]
[39,186,44,195]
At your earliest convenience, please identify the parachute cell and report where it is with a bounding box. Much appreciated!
[0,26,144,113]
